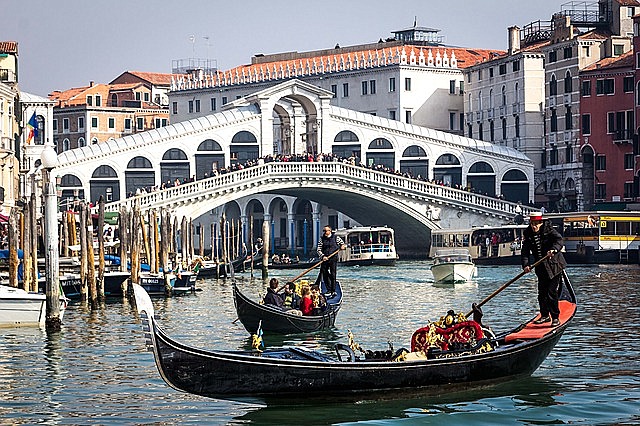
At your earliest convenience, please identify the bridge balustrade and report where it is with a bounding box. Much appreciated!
[105,161,530,218]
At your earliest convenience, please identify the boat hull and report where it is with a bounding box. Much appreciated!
[0,285,67,327]
[133,273,576,398]
[137,272,196,296]
[431,262,475,283]
[146,312,566,397]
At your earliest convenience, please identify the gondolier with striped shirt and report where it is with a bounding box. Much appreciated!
[317,225,346,297]
[521,211,567,327]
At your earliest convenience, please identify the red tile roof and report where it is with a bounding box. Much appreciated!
[173,44,504,90]
[111,71,173,86]
[582,50,634,72]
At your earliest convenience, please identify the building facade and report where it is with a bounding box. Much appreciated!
[168,27,502,141]
[580,51,635,205]
[49,72,171,154]
[0,41,21,217]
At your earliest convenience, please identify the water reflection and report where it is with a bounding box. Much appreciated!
[230,376,566,425]
[1,262,639,424]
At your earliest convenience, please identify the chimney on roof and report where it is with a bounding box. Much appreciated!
[89,80,94,87]
[508,26,520,55]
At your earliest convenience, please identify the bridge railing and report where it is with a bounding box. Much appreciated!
[105,161,531,217]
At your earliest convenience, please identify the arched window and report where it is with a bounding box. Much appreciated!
[435,154,460,165]
[489,88,494,108]
[550,74,557,96]
[197,139,223,151]
[78,137,86,147]
[127,156,152,168]
[92,165,117,178]
[334,130,359,142]
[368,138,393,149]
[62,138,70,151]
[502,169,527,181]
[231,131,257,143]
[501,86,507,106]
[402,145,426,157]
[564,71,572,93]
[469,161,494,173]
[514,82,520,103]
[111,93,118,107]
[61,174,82,186]
[162,148,187,160]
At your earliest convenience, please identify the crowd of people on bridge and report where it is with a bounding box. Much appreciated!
[126,152,531,206]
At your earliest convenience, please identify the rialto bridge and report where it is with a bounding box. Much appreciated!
[43,79,534,258]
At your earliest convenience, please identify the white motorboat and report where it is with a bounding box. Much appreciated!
[430,249,476,283]
[0,284,68,327]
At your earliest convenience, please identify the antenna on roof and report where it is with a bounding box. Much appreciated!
[413,16,417,27]
[189,34,196,55]
[203,36,211,59]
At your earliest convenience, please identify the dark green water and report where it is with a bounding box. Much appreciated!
[1,262,639,425]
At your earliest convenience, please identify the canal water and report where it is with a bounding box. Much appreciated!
[1,262,639,425]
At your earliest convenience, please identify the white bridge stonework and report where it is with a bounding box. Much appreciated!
[100,162,532,257]
[51,79,534,257]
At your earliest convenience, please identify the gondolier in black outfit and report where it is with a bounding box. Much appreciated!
[316,225,346,297]
[521,211,567,327]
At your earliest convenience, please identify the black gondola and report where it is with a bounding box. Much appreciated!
[232,280,342,334]
[132,272,576,399]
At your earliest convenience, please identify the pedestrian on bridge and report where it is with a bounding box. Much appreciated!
[316,225,346,297]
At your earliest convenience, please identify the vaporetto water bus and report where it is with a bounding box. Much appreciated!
[335,226,399,266]
[429,224,528,265]
[545,211,640,264]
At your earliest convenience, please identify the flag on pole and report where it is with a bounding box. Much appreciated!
[26,112,38,144]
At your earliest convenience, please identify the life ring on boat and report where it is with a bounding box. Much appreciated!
[335,343,355,362]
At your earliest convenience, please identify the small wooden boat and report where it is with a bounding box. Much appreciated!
[103,271,131,297]
[132,273,576,398]
[233,280,342,334]
[430,249,476,283]
[0,284,68,327]
[137,270,197,296]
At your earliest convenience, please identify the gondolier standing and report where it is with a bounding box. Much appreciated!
[521,211,567,327]
[317,225,346,297]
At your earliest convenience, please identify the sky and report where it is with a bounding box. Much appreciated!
[3,0,562,97]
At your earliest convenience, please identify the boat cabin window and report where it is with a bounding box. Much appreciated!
[560,217,599,238]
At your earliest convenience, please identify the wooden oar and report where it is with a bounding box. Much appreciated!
[465,252,553,318]
[277,248,341,292]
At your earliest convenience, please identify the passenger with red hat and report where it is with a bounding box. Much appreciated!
[521,211,567,327]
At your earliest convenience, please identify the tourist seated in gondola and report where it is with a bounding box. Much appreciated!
[263,278,284,309]
[299,285,313,315]
[310,285,327,315]
[271,253,281,264]
[282,282,302,314]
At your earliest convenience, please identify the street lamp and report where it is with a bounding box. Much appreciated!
[41,143,62,331]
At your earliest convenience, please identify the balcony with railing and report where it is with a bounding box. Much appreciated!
[612,129,633,144]
[487,108,494,120]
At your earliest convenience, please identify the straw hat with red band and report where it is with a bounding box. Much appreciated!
[529,212,543,222]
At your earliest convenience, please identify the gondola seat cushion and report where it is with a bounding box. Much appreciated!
[411,320,484,352]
